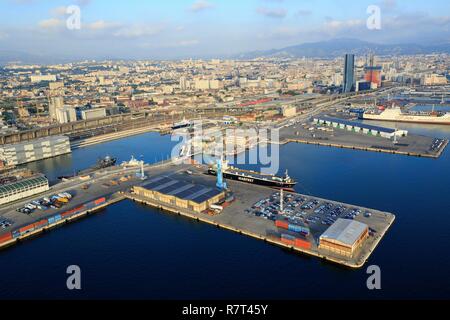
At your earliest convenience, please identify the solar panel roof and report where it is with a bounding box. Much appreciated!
[142,176,222,204]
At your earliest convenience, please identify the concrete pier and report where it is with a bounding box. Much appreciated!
[0,163,395,269]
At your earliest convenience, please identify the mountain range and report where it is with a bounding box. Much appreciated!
[1,38,450,65]
[235,38,450,59]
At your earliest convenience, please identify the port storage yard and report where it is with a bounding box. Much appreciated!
[278,118,448,159]
[0,158,395,269]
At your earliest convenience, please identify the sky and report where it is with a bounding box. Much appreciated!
[0,0,449,60]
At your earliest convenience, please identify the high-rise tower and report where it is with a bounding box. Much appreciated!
[343,54,355,93]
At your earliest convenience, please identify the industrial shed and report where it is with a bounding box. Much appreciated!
[319,219,369,257]
[313,116,408,139]
[132,176,225,213]
[0,175,49,205]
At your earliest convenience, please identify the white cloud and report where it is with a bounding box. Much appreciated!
[113,25,165,38]
[87,20,121,31]
[323,18,365,31]
[38,18,65,29]
[190,0,214,12]
[256,7,287,18]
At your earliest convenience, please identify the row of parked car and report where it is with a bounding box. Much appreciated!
[430,138,445,152]
[248,191,373,232]
[16,192,73,215]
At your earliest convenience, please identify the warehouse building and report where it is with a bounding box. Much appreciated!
[0,136,71,166]
[319,219,369,258]
[0,175,49,205]
[81,108,106,120]
[313,116,408,139]
[132,176,225,214]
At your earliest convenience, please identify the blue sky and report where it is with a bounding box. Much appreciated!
[0,0,449,59]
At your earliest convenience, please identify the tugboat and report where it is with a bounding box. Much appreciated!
[207,160,297,190]
[95,156,117,169]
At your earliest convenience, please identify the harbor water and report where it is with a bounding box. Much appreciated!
[0,124,449,299]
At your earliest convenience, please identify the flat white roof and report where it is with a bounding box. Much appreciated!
[320,219,368,246]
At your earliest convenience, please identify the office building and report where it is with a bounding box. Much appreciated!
[49,96,64,120]
[81,108,107,120]
[343,54,355,93]
[56,106,77,124]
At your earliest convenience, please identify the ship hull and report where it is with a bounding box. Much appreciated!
[363,112,450,125]
[207,169,296,189]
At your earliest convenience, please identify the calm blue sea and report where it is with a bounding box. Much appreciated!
[0,125,449,299]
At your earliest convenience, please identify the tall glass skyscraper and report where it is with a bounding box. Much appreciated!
[343,54,355,93]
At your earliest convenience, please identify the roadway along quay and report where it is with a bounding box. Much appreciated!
[0,162,395,269]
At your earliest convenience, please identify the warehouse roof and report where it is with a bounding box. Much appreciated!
[142,176,223,204]
[0,175,48,197]
[315,116,396,133]
[320,219,368,247]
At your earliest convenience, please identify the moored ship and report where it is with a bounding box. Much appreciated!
[207,161,297,189]
[171,119,193,130]
[58,156,117,180]
[362,107,450,125]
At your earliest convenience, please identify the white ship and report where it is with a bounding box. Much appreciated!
[363,107,450,125]
[121,155,143,168]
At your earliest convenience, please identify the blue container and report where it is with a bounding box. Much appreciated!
[54,215,62,222]
[288,224,310,235]
[48,217,56,224]
[12,230,20,239]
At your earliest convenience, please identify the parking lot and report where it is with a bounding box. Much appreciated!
[246,191,377,238]
[15,192,74,216]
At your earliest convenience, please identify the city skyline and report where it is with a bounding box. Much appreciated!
[1,0,450,60]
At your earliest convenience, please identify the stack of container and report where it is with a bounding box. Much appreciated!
[275,219,310,236]
[275,219,312,250]
[0,232,13,245]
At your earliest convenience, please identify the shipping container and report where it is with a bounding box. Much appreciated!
[19,224,35,234]
[281,237,295,246]
[94,197,106,206]
[295,238,312,250]
[12,230,20,238]
[275,220,289,229]
[61,205,85,218]
[0,232,12,244]
[54,215,62,222]
[48,217,56,224]
[34,220,48,228]
[288,223,310,235]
